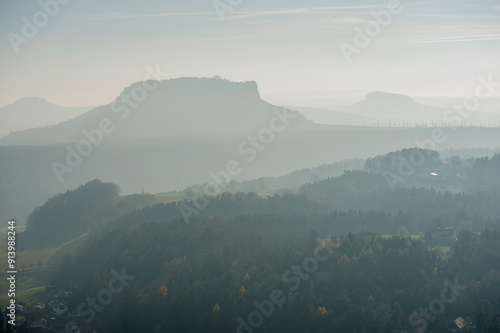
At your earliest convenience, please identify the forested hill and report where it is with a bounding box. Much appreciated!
[107,178,498,235]
[19,153,500,251]
[54,218,500,332]
[183,148,500,195]
[19,179,157,249]
[362,149,500,193]
[10,175,483,247]
[466,153,500,193]
[298,170,500,225]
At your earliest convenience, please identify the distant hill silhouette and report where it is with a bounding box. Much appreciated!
[341,91,442,125]
[0,77,313,145]
[341,91,500,126]
[0,97,91,139]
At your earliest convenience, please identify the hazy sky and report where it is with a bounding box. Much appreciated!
[1,0,499,106]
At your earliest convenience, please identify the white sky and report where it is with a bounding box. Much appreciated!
[0,0,499,106]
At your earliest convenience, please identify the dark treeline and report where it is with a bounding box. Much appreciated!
[108,192,331,231]
[110,175,500,234]
[21,174,500,252]
[110,201,499,240]
[466,153,500,193]
[299,171,500,230]
[364,149,500,193]
[50,216,500,332]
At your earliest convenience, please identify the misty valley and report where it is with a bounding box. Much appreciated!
[1,2,500,331]
[0,77,499,333]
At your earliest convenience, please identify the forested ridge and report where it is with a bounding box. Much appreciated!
[7,151,500,332]
[51,219,500,332]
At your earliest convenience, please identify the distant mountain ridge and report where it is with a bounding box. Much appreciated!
[340,91,500,126]
[0,77,313,145]
[340,91,441,124]
[280,92,499,127]
[4,83,499,145]
[0,97,91,139]
[364,91,414,104]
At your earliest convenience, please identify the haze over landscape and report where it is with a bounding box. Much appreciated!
[1,1,500,332]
